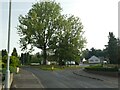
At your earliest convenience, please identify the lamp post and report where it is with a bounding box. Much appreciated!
[5,0,12,89]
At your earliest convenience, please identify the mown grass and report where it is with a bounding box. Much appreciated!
[31,65,81,71]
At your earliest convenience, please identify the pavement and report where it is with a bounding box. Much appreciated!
[73,69,118,85]
[10,68,44,89]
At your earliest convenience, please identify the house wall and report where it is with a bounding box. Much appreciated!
[88,59,101,64]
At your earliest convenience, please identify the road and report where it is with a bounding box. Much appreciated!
[23,67,118,88]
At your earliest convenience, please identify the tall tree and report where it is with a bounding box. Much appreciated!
[17,1,62,64]
[82,48,104,60]
[11,47,18,57]
[2,49,8,64]
[53,15,86,65]
[82,49,89,60]
[107,32,117,64]
[20,53,24,65]
[117,39,120,64]
[89,48,96,57]
[2,49,7,58]
[17,1,86,65]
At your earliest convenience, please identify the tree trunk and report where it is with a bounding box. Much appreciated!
[43,44,47,65]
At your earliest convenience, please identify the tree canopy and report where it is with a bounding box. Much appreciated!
[107,32,118,64]
[17,1,86,65]
[11,47,18,57]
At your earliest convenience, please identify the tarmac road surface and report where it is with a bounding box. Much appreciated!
[23,66,118,88]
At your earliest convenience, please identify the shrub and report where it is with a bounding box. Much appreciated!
[10,56,20,67]
[85,65,118,72]
[2,66,17,81]
[2,66,17,74]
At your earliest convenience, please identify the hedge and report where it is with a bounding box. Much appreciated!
[85,66,118,72]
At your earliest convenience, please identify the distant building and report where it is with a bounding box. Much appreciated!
[66,61,75,65]
[82,58,87,63]
[47,61,58,65]
[88,56,101,64]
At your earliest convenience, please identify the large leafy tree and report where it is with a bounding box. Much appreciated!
[17,1,62,64]
[18,1,86,65]
[53,15,86,65]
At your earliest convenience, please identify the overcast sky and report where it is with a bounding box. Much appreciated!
[0,0,119,55]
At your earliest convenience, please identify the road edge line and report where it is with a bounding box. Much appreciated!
[31,73,44,88]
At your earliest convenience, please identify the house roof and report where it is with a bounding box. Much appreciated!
[88,55,100,61]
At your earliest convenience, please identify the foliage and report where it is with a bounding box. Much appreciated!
[105,32,118,64]
[10,56,20,67]
[2,49,7,58]
[1,49,20,81]
[2,66,17,81]
[2,55,8,67]
[53,15,86,65]
[84,65,118,72]
[0,51,2,60]
[0,60,3,72]
[118,39,120,64]
[2,66,17,74]
[11,47,18,57]
[17,1,62,64]
[82,48,104,60]
[2,49,8,65]
[20,52,43,64]
[20,53,31,65]
[30,53,43,63]
[82,32,119,65]
[17,1,86,65]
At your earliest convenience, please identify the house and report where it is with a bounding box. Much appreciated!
[82,58,87,63]
[66,61,75,65]
[88,56,101,64]
[46,60,58,65]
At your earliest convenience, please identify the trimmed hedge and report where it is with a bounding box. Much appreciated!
[85,65,118,72]
[2,66,17,81]
[2,66,17,74]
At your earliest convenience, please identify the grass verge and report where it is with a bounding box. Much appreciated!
[30,65,81,71]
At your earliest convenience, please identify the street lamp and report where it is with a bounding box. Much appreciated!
[5,0,12,89]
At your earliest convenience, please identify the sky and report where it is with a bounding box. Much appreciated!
[0,0,119,55]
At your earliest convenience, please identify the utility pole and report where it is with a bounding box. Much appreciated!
[5,0,11,89]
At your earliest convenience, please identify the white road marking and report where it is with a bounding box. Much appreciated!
[32,73,44,88]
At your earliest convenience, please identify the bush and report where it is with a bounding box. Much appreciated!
[30,56,41,64]
[2,66,17,74]
[2,66,17,81]
[85,65,118,72]
[10,56,20,67]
